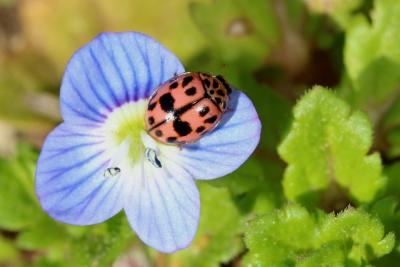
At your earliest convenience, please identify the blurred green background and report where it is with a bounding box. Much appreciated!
[1,0,400,266]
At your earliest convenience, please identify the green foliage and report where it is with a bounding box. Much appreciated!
[169,183,243,267]
[66,214,132,267]
[244,205,395,267]
[190,0,279,69]
[2,0,400,266]
[0,144,41,230]
[381,99,400,158]
[212,158,284,214]
[338,0,400,160]
[278,87,386,205]
[0,236,19,266]
[369,197,400,266]
[306,0,363,29]
[343,0,400,112]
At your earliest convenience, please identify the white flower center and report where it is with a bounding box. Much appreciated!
[102,100,180,173]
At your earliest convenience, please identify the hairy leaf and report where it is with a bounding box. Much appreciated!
[343,0,400,111]
[244,205,395,267]
[278,87,386,205]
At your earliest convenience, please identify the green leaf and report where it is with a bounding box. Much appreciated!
[244,205,395,267]
[369,197,400,266]
[382,98,400,158]
[278,87,386,205]
[0,144,41,230]
[305,0,363,29]
[384,163,400,197]
[16,216,66,254]
[67,213,132,267]
[212,158,284,214]
[343,0,400,111]
[29,257,67,267]
[345,0,400,82]
[0,236,19,265]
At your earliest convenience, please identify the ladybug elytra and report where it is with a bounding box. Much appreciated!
[145,72,232,145]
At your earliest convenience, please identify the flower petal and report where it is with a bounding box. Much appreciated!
[124,158,200,253]
[178,90,261,180]
[60,32,184,124]
[35,123,126,225]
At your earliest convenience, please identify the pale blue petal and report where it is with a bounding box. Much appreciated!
[124,159,200,253]
[35,123,125,225]
[178,90,261,180]
[60,32,184,124]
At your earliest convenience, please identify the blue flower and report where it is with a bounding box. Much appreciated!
[35,32,261,253]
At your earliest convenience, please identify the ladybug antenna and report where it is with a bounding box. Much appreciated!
[216,75,232,95]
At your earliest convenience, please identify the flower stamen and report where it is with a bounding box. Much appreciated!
[145,147,162,168]
[104,100,147,167]
[103,167,121,178]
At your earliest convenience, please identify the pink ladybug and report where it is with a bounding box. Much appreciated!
[145,72,231,144]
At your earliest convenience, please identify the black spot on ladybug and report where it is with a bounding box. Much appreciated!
[173,118,192,136]
[185,87,197,96]
[199,106,210,117]
[205,115,217,124]
[212,79,219,89]
[159,93,175,112]
[148,101,157,111]
[216,75,232,94]
[204,79,211,88]
[148,116,155,125]
[215,97,222,105]
[155,130,163,137]
[196,126,205,133]
[167,137,177,143]
[209,90,215,95]
[169,81,179,89]
[182,76,194,87]
[217,89,225,96]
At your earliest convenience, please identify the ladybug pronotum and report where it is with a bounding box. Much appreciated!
[145,72,232,145]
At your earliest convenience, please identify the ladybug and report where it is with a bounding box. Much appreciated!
[145,72,232,145]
